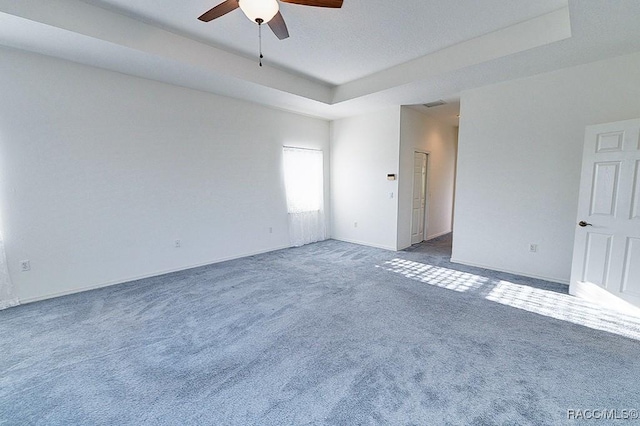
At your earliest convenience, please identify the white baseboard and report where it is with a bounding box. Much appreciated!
[18,244,291,306]
[0,298,20,310]
[449,257,569,285]
[330,237,397,251]
[426,230,452,241]
[396,230,452,251]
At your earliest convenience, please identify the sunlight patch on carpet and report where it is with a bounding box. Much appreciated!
[380,258,640,341]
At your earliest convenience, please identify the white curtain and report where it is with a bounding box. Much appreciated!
[0,229,18,310]
[283,147,326,247]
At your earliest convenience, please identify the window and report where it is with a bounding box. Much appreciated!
[283,147,325,246]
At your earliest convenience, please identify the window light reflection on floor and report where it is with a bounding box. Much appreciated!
[380,258,640,341]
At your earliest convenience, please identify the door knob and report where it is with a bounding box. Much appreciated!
[578,221,593,227]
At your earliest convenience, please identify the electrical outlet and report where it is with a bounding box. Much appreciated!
[20,260,31,272]
[175,240,181,248]
[529,243,538,253]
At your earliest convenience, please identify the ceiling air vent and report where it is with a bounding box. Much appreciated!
[423,100,446,108]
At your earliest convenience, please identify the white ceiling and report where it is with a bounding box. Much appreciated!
[80,0,567,85]
[1,0,640,121]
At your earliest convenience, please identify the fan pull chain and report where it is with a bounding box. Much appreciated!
[256,18,264,67]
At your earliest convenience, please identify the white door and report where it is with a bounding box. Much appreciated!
[570,118,640,313]
[411,152,427,244]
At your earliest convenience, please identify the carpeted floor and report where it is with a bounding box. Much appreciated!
[1,235,639,425]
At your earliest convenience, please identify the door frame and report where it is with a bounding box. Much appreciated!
[411,150,430,244]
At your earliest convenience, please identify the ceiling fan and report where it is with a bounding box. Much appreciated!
[198,0,343,41]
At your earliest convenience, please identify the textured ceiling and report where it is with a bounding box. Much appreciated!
[1,0,640,120]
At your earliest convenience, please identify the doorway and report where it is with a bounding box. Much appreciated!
[411,151,428,244]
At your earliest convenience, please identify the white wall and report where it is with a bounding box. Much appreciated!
[453,51,640,283]
[0,47,330,303]
[330,107,401,250]
[397,107,458,249]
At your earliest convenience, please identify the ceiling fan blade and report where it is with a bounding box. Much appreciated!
[280,0,343,7]
[268,11,290,40]
[198,0,239,22]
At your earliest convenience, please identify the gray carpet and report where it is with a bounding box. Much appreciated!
[1,235,639,425]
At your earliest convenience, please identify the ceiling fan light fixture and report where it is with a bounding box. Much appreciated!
[239,0,279,23]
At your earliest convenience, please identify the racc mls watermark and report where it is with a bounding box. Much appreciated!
[567,409,639,421]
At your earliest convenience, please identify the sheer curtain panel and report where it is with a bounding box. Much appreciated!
[283,147,326,247]
[0,231,17,309]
